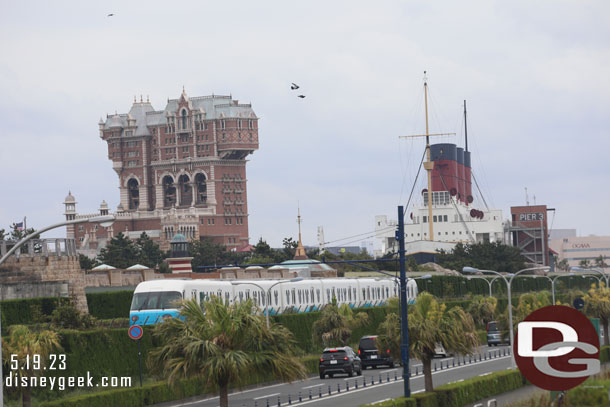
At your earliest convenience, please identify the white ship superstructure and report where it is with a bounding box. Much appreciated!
[374,79,504,258]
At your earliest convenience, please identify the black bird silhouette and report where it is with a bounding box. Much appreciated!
[107,13,114,17]
[297,95,306,98]
[291,83,300,90]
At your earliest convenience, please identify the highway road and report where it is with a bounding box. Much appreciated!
[157,345,513,407]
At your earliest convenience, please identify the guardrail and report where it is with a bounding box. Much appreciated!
[251,348,511,407]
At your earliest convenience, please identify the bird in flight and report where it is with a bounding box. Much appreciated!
[297,95,306,98]
[291,83,300,90]
[107,13,114,17]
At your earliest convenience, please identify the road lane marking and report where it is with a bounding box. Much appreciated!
[302,384,325,389]
[280,356,513,406]
[254,393,280,400]
[168,354,512,406]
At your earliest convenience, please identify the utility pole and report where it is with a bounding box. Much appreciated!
[397,206,410,397]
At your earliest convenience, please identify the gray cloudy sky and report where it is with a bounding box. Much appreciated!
[1,1,609,248]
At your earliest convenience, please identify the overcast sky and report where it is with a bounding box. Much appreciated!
[1,1,609,249]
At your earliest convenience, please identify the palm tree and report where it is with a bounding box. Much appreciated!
[406,292,479,392]
[584,282,610,346]
[148,297,306,407]
[2,325,62,407]
[312,298,368,347]
[467,295,497,327]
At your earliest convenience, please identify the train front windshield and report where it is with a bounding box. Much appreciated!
[131,291,182,310]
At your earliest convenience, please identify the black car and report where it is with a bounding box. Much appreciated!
[358,335,394,369]
[319,347,362,379]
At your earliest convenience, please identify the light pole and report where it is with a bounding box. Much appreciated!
[231,277,303,328]
[570,266,609,287]
[0,214,115,407]
[533,273,576,305]
[462,266,549,369]
[466,275,501,297]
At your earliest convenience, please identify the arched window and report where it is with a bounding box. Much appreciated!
[162,176,176,207]
[181,109,188,130]
[127,179,139,210]
[178,174,192,206]
[195,173,207,205]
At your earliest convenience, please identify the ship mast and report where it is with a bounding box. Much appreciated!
[400,72,455,242]
[422,75,434,241]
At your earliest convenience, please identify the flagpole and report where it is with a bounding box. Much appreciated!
[23,216,26,231]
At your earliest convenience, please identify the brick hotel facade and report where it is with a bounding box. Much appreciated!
[66,89,259,255]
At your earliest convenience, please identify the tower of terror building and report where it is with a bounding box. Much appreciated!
[67,89,259,254]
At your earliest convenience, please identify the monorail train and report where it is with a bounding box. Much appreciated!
[129,277,419,326]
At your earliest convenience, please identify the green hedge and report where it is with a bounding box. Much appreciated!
[413,392,439,407]
[416,274,594,299]
[433,370,526,407]
[86,291,134,319]
[0,297,68,332]
[568,385,609,406]
[600,346,610,363]
[39,353,321,407]
[271,306,392,354]
[39,377,206,407]
[361,397,417,407]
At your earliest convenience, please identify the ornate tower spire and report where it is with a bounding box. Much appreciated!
[293,205,308,260]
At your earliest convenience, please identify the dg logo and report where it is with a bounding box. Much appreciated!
[514,305,600,391]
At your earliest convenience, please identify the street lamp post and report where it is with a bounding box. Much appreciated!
[231,277,303,328]
[0,215,115,407]
[462,266,549,369]
[466,275,501,297]
[533,273,576,305]
[570,266,609,287]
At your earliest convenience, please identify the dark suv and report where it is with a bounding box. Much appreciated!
[319,347,362,379]
[486,321,505,346]
[358,335,394,369]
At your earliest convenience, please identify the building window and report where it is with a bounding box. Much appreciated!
[181,110,188,129]
[423,216,427,223]
[444,215,448,222]
[433,215,437,222]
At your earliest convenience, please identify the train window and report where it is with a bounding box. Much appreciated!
[291,288,296,304]
[246,290,251,300]
[217,289,222,298]
[348,288,352,301]
[274,290,279,305]
[332,287,336,301]
[253,291,258,305]
[386,287,390,298]
[367,287,371,300]
[377,287,381,299]
[362,288,366,299]
[310,288,314,302]
[305,289,309,303]
[298,290,302,304]
[286,290,290,304]
[261,291,266,306]
[225,292,230,304]
[326,289,330,301]
[343,288,347,301]
[353,288,356,301]
[239,292,244,302]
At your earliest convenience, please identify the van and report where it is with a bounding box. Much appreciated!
[358,335,394,369]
